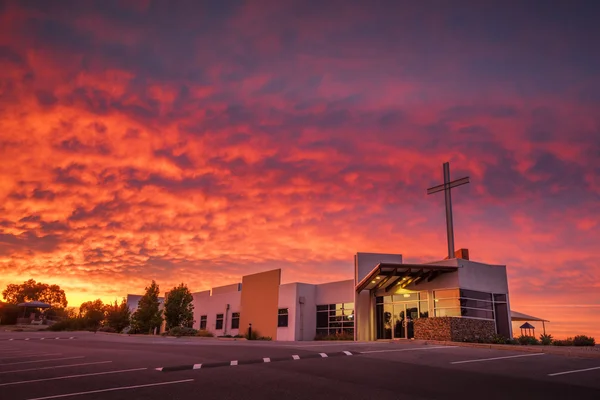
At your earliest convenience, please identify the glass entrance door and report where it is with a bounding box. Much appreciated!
[392,302,419,339]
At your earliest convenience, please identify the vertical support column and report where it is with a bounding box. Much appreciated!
[443,162,455,259]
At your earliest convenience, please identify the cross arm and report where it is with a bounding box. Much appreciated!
[427,176,470,195]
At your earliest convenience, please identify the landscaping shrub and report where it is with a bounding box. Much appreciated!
[506,338,519,345]
[257,336,272,341]
[167,326,198,337]
[218,334,233,338]
[196,330,214,337]
[553,337,574,346]
[97,326,117,333]
[47,318,88,331]
[491,334,509,344]
[573,335,595,346]
[233,334,244,338]
[539,333,553,345]
[517,335,539,345]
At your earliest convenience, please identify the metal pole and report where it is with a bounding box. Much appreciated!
[443,162,455,259]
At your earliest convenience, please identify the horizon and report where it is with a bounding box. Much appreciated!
[0,1,598,340]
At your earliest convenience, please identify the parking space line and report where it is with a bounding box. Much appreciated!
[230,360,238,366]
[0,361,112,375]
[0,353,62,360]
[548,366,600,377]
[319,353,328,358]
[451,353,545,364]
[263,357,271,363]
[292,355,300,360]
[361,346,457,354]
[1,356,84,366]
[25,379,195,400]
[0,367,147,387]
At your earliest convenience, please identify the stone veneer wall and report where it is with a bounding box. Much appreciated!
[414,317,496,342]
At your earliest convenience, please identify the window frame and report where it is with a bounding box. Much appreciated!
[277,308,289,327]
[199,315,207,330]
[231,312,240,329]
[215,313,224,330]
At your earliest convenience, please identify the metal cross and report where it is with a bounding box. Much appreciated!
[427,162,469,259]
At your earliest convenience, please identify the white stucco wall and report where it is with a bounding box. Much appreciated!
[192,289,241,336]
[355,252,403,284]
[315,280,354,305]
[276,283,297,341]
[457,260,509,294]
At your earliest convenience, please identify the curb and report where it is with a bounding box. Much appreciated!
[0,336,76,341]
[156,350,355,372]
[412,340,600,359]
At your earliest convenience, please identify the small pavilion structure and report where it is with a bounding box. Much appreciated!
[511,310,550,335]
[519,322,536,336]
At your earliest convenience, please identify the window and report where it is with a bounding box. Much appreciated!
[316,303,354,336]
[278,308,289,327]
[215,313,224,330]
[433,289,495,321]
[231,312,240,329]
[199,315,207,330]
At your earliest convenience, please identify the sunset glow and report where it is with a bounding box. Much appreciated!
[0,1,598,338]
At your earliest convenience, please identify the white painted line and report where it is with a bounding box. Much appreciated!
[9,339,13,341]
[319,353,328,358]
[40,338,45,340]
[292,355,300,360]
[69,337,74,339]
[155,368,163,371]
[1,356,85,366]
[24,338,30,341]
[343,351,353,356]
[24,379,194,400]
[55,337,60,340]
[263,358,271,363]
[0,361,112,375]
[230,360,238,366]
[361,346,457,354]
[451,353,545,364]
[0,353,62,360]
[0,367,147,387]
[192,363,202,369]
[548,366,600,377]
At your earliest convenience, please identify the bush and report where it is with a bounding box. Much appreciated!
[245,329,260,340]
[539,333,553,345]
[47,318,88,331]
[196,330,214,337]
[167,327,198,337]
[315,332,354,341]
[491,334,509,344]
[233,334,244,338]
[553,337,574,346]
[506,338,519,345]
[573,335,595,346]
[257,336,272,341]
[218,334,233,338]
[517,335,539,345]
[97,326,117,333]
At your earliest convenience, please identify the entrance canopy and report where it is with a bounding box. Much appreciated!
[355,263,458,293]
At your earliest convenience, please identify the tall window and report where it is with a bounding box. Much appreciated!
[231,312,240,329]
[216,313,224,330]
[316,303,354,337]
[199,315,207,330]
[278,308,289,327]
[433,289,495,320]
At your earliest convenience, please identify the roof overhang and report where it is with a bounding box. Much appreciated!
[355,263,459,293]
[511,310,549,322]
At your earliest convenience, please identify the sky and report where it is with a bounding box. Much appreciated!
[0,0,598,339]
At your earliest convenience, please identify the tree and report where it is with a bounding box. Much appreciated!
[164,283,194,330]
[130,280,163,334]
[105,298,131,333]
[79,299,105,331]
[2,279,68,308]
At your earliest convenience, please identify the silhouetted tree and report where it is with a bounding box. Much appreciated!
[105,298,131,333]
[130,280,163,334]
[2,279,68,308]
[164,283,194,329]
[79,299,105,331]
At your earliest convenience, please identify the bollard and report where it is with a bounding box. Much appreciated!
[248,323,252,340]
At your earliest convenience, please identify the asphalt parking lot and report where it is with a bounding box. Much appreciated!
[0,331,599,400]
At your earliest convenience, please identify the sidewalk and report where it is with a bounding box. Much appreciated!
[411,339,600,359]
